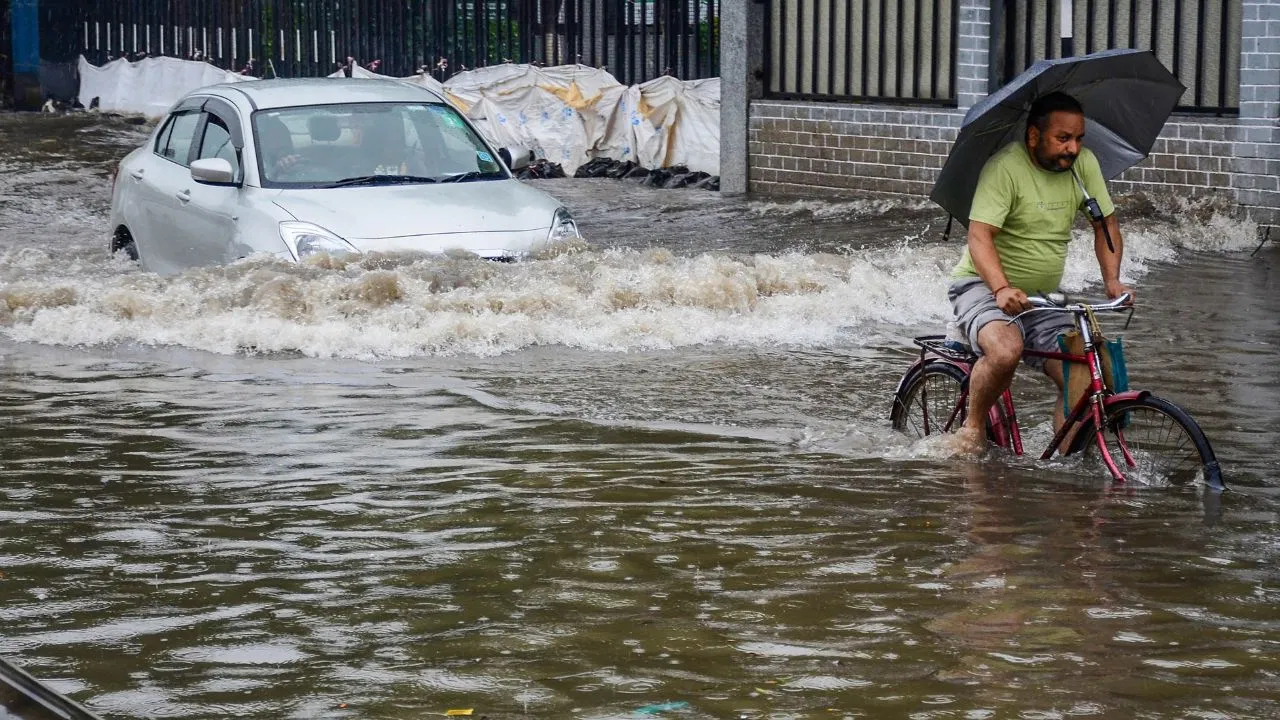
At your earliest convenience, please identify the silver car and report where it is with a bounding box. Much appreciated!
[108,78,580,274]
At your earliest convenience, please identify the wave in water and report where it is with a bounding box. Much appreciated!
[0,211,1259,359]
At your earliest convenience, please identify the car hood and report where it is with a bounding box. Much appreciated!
[270,180,561,239]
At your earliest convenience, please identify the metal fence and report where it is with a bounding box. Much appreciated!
[997,0,1240,114]
[764,0,961,104]
[57,0,719,85]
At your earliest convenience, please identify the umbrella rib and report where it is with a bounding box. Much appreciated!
[972,124,1018,141]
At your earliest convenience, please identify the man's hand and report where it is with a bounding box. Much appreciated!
[274,154,303,175]
[994,286,1030,315]
[1104,279,1136,305]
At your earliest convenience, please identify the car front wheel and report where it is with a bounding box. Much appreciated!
[111,227,139,261]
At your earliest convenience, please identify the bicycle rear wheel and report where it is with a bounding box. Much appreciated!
[891,362,970,438]
[1069,395,1222,489]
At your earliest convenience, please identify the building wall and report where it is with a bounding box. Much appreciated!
[727,0,1280,229]
[748,103,960,199]
[748,105,1276,228]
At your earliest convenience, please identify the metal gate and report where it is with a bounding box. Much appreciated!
[997,0,1240,114]
[66,0,718,86]
[764,0,960,104]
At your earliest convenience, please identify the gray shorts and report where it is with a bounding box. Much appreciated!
[947,278,1073,370]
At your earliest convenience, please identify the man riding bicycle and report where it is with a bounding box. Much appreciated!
[948,91,1135,455]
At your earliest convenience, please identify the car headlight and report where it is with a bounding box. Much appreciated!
[548,207,580,243]
[279,222,360,261]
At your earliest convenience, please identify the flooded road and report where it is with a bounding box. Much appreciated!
[1,112,1278,719]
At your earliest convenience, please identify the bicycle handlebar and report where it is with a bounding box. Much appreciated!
[1026,292,1133,313]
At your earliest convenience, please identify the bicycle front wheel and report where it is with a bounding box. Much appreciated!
[1069,395,1222,489]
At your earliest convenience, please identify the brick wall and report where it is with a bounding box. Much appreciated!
[749,102,1276,226]
[955,0,991,109]
[1110,119,1238,199]
[1234,1,1280,227]
[740,0,1280,228]
[748,103,961,199]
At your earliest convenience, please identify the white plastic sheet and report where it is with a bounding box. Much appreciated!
[439,64,720,175]
[442,64,627,175]
[600,76,721,174]
[77,57,721,174]
[77,56,248,120]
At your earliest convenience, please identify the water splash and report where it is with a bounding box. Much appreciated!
[0,196,1261,359]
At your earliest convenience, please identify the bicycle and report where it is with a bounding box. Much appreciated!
[889,293,1225,490]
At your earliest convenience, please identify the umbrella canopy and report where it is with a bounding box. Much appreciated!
[930,48,1185,224]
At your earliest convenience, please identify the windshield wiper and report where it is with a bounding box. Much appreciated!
[326,174,439,188]
[437,171,507,183]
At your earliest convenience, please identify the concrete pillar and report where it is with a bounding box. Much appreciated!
[1232,0,1280,228]
[719,0,764,195]
[10,0,42,109]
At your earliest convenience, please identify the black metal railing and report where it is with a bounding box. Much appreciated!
[53,0,718,85]
[997,0,1240,114]
[764,0,960,104]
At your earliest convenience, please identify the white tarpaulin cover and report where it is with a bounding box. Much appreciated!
[77,56,248,119]
[444,64,628,175]
[78,57,720,174]
[611,75,721,174]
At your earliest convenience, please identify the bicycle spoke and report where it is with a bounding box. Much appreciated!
[895,367,967,440]
[1098,405,1204,485]
[918,381,932,435]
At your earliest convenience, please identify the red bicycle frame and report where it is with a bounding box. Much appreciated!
[902,309,1142,482]
[1018,345,1138,481]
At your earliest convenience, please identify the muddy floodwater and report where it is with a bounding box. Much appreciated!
[1,112,1278,719]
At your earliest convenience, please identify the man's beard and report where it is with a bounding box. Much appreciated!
[1034,142,1076,173]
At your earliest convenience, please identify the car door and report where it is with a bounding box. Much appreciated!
[122,110,181,265]
[180,111,245,267]
[135,108,203,273]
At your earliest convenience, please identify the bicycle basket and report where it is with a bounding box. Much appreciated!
[1058,330,1130,414]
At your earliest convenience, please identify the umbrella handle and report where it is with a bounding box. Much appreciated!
[1074,168,1116,253]
[1082,197,1115,253]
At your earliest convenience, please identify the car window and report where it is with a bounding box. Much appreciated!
[198,114,240,176]
[154,117,177,156]
[409,104,506,175]
[253,102,505,187]
[156,111,201,167]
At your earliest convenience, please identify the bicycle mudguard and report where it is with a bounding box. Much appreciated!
[1203,461,1225,492]
[889,363,923,419]
[1103,390,1150,405]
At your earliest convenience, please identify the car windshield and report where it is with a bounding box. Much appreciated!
[253,101,507,187]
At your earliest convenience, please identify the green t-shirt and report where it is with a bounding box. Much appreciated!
[951,141,1114,295]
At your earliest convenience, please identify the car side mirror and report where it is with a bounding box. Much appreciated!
[498,146,533,172]
[191,158,238,186]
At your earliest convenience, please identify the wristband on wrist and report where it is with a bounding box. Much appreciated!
[992,285,1009,297]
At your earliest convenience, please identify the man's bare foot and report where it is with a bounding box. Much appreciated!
[947,426,987,457]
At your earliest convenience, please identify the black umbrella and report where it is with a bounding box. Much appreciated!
[931,48,1185,234]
